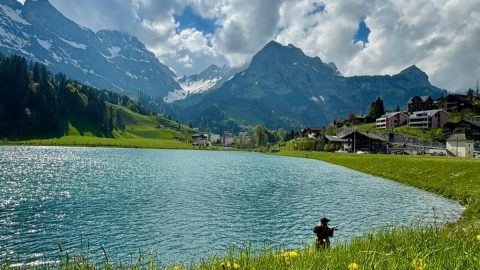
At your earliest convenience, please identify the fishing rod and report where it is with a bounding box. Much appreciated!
[319,202,446,230]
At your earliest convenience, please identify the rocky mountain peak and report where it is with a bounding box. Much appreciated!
[247,40,339,81]
[397,65,430,86]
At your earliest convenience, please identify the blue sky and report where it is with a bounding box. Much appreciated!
[174,5,216,35]
[353,18,371,46]
[42,0,480,92]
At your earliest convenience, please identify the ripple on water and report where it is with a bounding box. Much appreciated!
[0,146,464,264]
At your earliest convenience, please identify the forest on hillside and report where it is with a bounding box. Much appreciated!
[0,55,153,139]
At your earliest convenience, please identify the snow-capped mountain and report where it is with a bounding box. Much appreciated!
[164,64,244,103]
[0,0,179,97]
[173,41,446,130]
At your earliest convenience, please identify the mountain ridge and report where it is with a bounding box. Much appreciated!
[170,41,446,131]
[0,0,179,97]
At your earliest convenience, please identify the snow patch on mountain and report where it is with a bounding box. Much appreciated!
[163,77,221,103]
[36,37,51,51]
[163,89,187,103]
[309,96,325,103]
[58,37,87,50]
[0,4,30,25]
[107,46,120,58]
[183,77,221,94]
[125,71,138,79]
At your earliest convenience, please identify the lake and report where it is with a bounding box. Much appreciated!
[0,146,464,264]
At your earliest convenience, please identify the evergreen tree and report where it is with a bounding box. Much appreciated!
[32,62,41,83]
[253,125,269,147]
[466,88,475,102]
[366,97,385,123]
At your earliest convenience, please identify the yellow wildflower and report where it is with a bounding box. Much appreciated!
[288,250,299,258]
[348,262,359,270]
[173,266,180,270]
[233,263,240,269]
[412,258,426,270]
[476,234,480,242]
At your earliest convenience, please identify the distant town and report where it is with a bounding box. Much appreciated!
[190,91,480,158]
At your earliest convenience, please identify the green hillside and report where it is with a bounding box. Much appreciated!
[10,104,196,149]
[0,55,196,149]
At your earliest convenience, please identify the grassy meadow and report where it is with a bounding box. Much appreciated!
[1,105,196,150]
[4,151,479,269]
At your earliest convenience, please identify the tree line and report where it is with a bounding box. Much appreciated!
[0,55,152,139]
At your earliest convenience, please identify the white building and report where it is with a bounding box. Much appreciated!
[223,132,235,146]
[238,131,252,148]
[208,134,221,145]
[376,111,408,128]
[446,134,475,157]
[408,109,449,129]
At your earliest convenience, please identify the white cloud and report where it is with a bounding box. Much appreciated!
[22,0,480,91]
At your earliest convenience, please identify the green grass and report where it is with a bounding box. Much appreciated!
[2,105,197,149]
[5,136,192,149]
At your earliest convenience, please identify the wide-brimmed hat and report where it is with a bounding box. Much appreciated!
[320,217,330,223]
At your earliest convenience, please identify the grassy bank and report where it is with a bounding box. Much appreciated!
[1,105,196,150]
[1,136,193,149]
[4,152,480,269]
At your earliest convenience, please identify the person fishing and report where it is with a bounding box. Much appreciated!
[313,217,337,249]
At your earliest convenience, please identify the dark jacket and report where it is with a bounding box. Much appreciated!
[313,224,334,241]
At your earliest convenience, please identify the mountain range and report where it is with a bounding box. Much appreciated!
[172,41,446,131]
[0,0,447,131]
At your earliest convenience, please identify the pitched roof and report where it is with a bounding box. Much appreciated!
[341,131,388,142]
[324,135,348,142]
[447,134,471,141]
[410,109,447,117]
[445,94,467,102]
[407,95,432,103]
[463,119,480,128]
[379,111,407,119]
[420,96,432,102]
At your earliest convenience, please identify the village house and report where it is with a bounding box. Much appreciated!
[323,135,347,150]
[446,134,475,157]
[222,132,235,147]
[333,119,345,128]
[349,114,366,125]
[436,94,473,113]
[341,131,388,153]
[301,127,323,139]
[208,133,221,145]
[375,111,408,128]
[408,109,449,129]
[192,134,209,146]
[238,131,252,148]
[407,96,433,112]
[446,119,480,141]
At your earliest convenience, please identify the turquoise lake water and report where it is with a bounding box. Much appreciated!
[0,146,464,264]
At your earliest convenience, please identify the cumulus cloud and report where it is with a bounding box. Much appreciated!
[23,0,480,91]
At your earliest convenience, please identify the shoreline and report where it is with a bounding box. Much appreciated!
[1,147,479,269]
[276,150,479,222]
